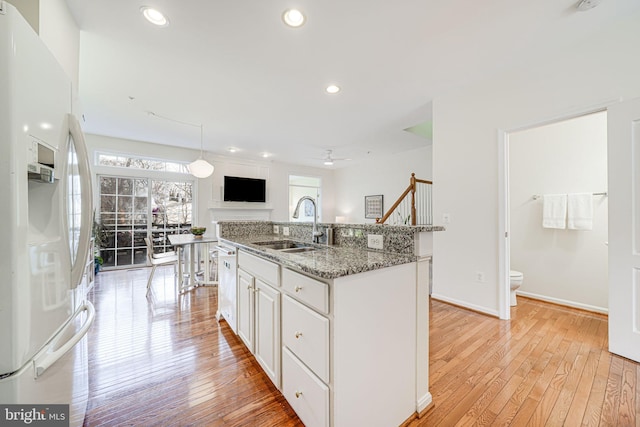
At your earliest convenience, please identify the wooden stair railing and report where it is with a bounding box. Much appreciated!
[376,173,433,225]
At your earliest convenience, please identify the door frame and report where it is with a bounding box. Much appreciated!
[497,102,616,320]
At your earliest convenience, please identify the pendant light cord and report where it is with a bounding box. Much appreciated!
[147,110,204,158]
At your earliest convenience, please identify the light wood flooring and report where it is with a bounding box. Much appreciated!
[85,265,638,426]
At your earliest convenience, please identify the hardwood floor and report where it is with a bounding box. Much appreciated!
[85,266,638,426]
[418,297,638,427]
[84,266,301,427]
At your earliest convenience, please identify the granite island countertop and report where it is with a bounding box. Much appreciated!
[218,234,418,280]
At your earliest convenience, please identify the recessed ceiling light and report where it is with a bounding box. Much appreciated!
[228,147,237,153]
[141,6,169,27]
[262,153,271,158]
[326,85,341,94]
[282,9,305,27]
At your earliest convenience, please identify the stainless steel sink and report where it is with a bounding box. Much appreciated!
[279,247,317,253]
[253,240,314,251]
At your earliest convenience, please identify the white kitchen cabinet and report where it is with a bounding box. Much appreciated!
[280,262,420,427]
[254,278,281,387]
[225,241,431,427]
[237,268,255,351]
[237,250,281,389]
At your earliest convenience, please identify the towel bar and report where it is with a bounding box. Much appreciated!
[532,192,607,201]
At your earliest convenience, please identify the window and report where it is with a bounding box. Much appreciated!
[289,175,321,222]
[97,152,190,174]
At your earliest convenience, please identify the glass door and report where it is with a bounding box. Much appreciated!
[97,176,192,268]
[149,180,193,254]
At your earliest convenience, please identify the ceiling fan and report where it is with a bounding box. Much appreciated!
[319,149,349,166]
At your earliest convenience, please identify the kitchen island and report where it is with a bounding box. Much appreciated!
[216,221,443,427]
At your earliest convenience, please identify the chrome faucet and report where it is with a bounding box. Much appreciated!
[292,196,323,243]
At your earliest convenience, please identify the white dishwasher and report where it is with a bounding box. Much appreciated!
[216,245,238,333]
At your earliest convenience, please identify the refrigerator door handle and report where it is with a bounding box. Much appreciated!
[33,301,96,378]
[68,113,94,289]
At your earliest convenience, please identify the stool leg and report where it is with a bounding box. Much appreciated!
[147,265,157,295]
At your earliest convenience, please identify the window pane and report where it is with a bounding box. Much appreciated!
[117,196,133,213]
[96,152,190,174]
[100,177,117,194]
[289,175,321,222]
[101,249,115,267]
[134,196,147,212]
[134,179,148,196]
[100,195,116,212]
[118,178,133,195]
[100,214,117,227]
[116,249,132,266]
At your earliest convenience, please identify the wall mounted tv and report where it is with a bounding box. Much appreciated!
[223,176,266,202]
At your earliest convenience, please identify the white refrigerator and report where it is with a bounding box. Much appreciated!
[0,3,95,426]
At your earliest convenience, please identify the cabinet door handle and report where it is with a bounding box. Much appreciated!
[295,332,303,339]
[295,391,303,399]
[294,286,303,292]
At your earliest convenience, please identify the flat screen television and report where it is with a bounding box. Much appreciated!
[223,176,266,202]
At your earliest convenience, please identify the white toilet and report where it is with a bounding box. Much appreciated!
[510,270,523,306]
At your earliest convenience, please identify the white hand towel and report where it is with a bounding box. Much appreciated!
[567,193,593,230]
[542,194,567,229]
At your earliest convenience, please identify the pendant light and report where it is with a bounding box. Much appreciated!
[188,124,214,178]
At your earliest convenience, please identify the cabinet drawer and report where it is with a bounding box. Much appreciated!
[238,250,280,286]
[282,347,329,427]
[282,268,329,314]
[282,295,329,383]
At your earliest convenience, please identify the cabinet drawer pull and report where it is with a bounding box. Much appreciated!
[294,286,303,292]
[295,391,303,399]
[295,332,303,339]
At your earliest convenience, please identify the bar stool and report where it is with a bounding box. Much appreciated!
[144,237,178,295]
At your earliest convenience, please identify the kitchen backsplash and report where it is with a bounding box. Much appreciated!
[216,220,442,255]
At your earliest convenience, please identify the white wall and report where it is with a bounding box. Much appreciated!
[86,132,430,229]
[84,133,335,228]
[333,146,432,223]
[432,11,640,315]
[38,0,80,95]
[509,112,608,312]
[11,0,81,104]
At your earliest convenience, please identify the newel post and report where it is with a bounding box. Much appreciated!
[410,173,416,226]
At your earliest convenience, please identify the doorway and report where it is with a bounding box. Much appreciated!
[499,110,608,319]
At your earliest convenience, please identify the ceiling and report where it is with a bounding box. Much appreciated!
[64,0,639,168]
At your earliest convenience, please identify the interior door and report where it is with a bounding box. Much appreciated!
[608,97,640,363]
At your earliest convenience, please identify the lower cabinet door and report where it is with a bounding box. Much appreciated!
[254,279,281,388]
[282,347,329,427]
[237,269,255,352]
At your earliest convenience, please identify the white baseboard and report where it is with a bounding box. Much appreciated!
[430,294,500,317]
[516,291,608,314]
[417,392,433,413]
